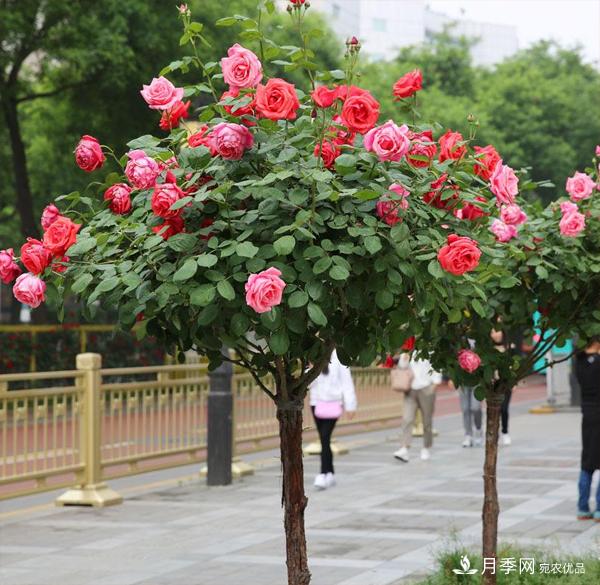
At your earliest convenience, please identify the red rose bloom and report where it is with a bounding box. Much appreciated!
[454,196,489,221]
[401,336,416,351]
[42,216,81,257]
[311,86,338,108]
[152,216,185,240]
[407,130,437,168]
[438,130,466,162]
[314,140,341,169]
[437,234,481,275]
[75,135,105,172]
[20,238,53,275]
[340,86,380,134]
[52,256,69,274]
[255,78,300,121]
[473,145,502,181]
[423,174,459,209]
[220,89,256,124]
[393,69,422,99]
[151,183,185,219]
[159,100,190,131]
[104,183,132,215]
[188,125,212,149]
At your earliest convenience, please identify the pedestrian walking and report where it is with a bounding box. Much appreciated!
[492,328,513,445]
[574,338,600,521]
[393,354,441,462]
[458,385,483,447]
[309,350,357,490]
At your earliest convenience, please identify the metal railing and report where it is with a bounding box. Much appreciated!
[0,354,401,503]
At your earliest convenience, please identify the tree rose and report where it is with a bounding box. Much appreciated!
[364,121,410,162]
[490,162,519,206]
[151,183,185,219]
[565,171,595,201]
[221,44,263,91]
[42,217,81,257]
[0,249,22,284]
[140,76,184,110]
[104,183,133,215]
[437,234,481,275]
[125,150,160,189]
[75,135,105,172]
[473,145,501,181]
[490,219,517,243]
[12,273,46,308]
[20,238,52,274]
[245,267,286,313]
[438,130,466,162]
[41,204,61,231]
[311,86,338,108]
[458,349,481,373]
[406,130,436,167]
[209,122,254,160]
[340,86,380,134]
[500,204,527,226]
[159,100,190,131]
[392,69,422,100]
[255,78,299,121]
[314,140,340,169]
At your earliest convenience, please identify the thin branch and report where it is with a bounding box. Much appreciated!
[275,356,288,403]
[16,80,89,103]
[233,347,276,400]
[293,339,335,392]
[529,348,579,376]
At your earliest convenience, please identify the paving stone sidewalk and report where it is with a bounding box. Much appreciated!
[1,401,599,585]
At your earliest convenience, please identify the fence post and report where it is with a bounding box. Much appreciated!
[56,353,122,507]
[206,354,233,486]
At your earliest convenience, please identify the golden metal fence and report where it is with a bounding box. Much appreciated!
[0,355,399,504]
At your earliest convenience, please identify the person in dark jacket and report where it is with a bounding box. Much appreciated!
[574,338,600,521]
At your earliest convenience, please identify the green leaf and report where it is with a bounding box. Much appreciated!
[96,277,120,293]
[448,308,462,323]
[216,16,238,26]
[472,299,487,318]
[329,265,350,281]
[236,241,259,258]
[173,258,198,282]
[313,256,332,274]
[67,237,97,256]
[364,236,382,255]
[274,235,296,256]
[375,289,393,310]
[535,265,549,279]
[231,313,250,337]
[217,279,235,301]
[71,273,93,294]
[427,260,444,279]
[197,254,218,267]
[308,303,327,326]
[289,290,309,308]
[167,233,197,252]
[269,329,290,355]
[198,304,219,325]
[190,284,216,306]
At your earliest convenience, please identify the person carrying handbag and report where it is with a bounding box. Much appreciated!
[309,349,357,490]
[393,353,442,462]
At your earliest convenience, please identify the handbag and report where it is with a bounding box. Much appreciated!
[314,400,343,419]
[391,367,414,393]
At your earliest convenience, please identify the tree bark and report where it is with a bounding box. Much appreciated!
[1,95,39,239]
[482,383,504,585]
[277,403,311,585]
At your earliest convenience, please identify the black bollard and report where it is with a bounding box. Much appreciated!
[206,354,233,486]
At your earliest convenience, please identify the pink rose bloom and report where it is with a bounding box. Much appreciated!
[500,204,527,226]
[560,201,579,216]
[151,183,185,219]
[458,349,481,373]
[41,204,61,231]
[489,163,518,206]
[389,183,410,200]
[140,77,184,110]
[125,150,160,189]
[490,219,517,243]
[596,145,600,156]
[104,183,132,215]
[0,249,22,284]
[559,209,586,237]
[245,267,286,313]
[221,44,263,91]
[75,135,105,172]
[13,273,46,308]
[565,171,595,202]
[363,120,410,162]
[209,122,254,160]
[20,238,52,275]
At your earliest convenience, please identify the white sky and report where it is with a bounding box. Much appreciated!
[428,0,600,65]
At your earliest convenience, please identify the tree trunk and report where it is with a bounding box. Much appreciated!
[1,95,39,239]
[482,383,504,585]
[277,404,311,585]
